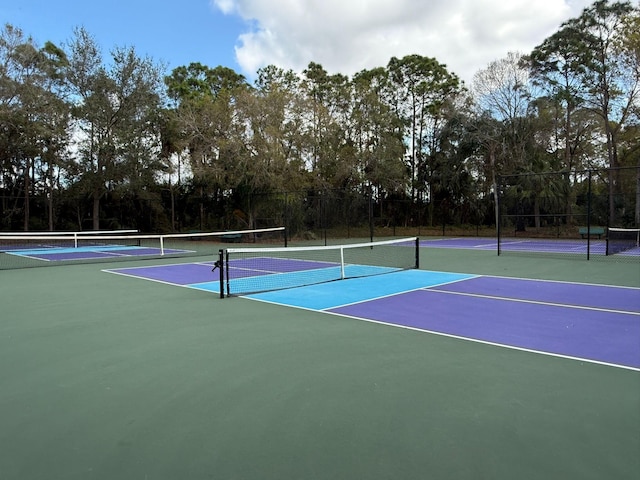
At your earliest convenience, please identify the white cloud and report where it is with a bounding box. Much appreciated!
[212,0,237,15]
[213,0,597,83]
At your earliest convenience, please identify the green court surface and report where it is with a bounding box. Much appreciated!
[1,247,639,479]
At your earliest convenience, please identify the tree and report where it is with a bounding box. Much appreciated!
[527,24,591,174]
[550,0,639,222]
[30,41,71,231]
[165,63,250,229]
[474,52,573,231]
[250,65,311,191]
[351,67,406,195]
[66,28,165,230]
[157,107,184,231]
[387,54,461,204]
[616,7,640,225]
[0,24,38,230]
[0,24,70,230]
[472,52,533,227]
[302,62,356,190]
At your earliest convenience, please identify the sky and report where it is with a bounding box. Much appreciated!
[1,0,611,85]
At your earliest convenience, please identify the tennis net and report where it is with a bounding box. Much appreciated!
[606,228,640,255]
[219,237,419,297]
[1,229,138,236]
[0,227,286,270]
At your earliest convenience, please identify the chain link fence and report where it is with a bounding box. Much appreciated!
[497,166,639,261]
[3,166,637,263]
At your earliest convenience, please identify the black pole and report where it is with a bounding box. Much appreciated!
[323,192,327,246]
[496,176,502,256]
[415,237,420,269]
[284,191,288,246]
[369,187,374,243]
[225,250,231,297]
[217,249,225,298]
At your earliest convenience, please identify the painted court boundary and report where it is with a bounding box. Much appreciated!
[103,265,640,371]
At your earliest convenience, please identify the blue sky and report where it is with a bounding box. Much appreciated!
[3,0,245,73]
[2,0,602,84]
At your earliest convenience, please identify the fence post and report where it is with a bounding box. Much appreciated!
[283,191,288,245]
[496,176,502,256]
[587,170,592,260]
[218,249,225,298]
[369,187,374,243]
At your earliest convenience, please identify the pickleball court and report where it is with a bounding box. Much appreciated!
[105,250,640,370]
[3,234,639,480]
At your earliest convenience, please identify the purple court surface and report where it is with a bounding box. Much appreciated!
[105,262,640,371]
[422,236,640,256]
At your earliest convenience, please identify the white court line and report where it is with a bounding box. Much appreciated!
[423,288,640,316]
[102,268,186,288]
[321,309,640,372]
[102,262,640,371]
[317,275,480,311]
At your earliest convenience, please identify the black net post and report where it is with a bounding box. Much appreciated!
[225,249,231,298]
[218,249,225,298]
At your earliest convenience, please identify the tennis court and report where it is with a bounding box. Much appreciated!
[105,258,639,370]
[3,243,192,261]
[423,236,640,256]
[1,239,639,479]
[0,227,286,269]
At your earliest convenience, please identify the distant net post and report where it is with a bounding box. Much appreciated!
[216,249,225,299]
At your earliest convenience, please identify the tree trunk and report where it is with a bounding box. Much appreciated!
[48,164,54,231]
[490,147,499,234]
[534,196,541,230]
[635,164,640,226]
[23,157,30,231]
[92,190,100,230]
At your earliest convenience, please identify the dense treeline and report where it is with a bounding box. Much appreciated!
[1,0,638,233]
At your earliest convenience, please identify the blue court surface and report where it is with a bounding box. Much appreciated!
[105,263,640,371]
[4,244,191,261]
